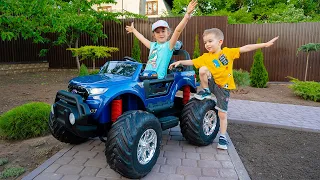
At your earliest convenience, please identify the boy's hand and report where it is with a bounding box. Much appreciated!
[186,0,197,15]
[169,61,181,70]
[265,36,279,47]
[125,22,135,33]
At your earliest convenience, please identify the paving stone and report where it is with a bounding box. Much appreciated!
[143,172,169,180]
[74,151,98,159]
[221,161,234,169]
[163,145,182,151]
[84,158,107,168]
[182,146,197,152]
[164,151,185,158]
[182,159,198,167]
[167,174,184,180]
[71,144,94,151]
[151,164,160,172]
[55,156,73,165]
[219,169,238,178]
[63,150,78,157]
[160,165,177,174]
[170,135,185,141]
[61,175,80,180]
[166,157,181,166]
[186,152,201,160]
[79,166,100,176]
[170,131,182,136]
[96,168,121,178]
[166,140,180,146]
[56,165,85,175]
[200,153,216,160]
[156,157,166,165]
[185,175,199,180]
[43,164,61,173]
[176,166,202,176]
[90,145,105,152]
[69,157,88,166]
[90,140,102,146]
[34,173,63,180]
[79,177,106,180]
[196,146,217,153]
[198,160,222,168]
[202,168,220,177]
[215,154,231,161]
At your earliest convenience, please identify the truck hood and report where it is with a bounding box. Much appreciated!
[69,74,132,87]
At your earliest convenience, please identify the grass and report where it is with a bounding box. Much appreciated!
[0,166,25,179]
[0,159,8,166]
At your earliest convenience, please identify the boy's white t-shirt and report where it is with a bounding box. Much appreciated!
[145,41,173,79]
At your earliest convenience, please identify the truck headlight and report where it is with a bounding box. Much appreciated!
[87,88,108,95]
[69,113,75,125]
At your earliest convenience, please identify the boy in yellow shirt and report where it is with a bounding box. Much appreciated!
[169,28,278,150]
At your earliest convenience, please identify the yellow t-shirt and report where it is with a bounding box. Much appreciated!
[192,47,240,90]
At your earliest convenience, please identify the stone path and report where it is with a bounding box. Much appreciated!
[23,99,320,180]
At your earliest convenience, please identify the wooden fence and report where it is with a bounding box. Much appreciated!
[1,17,319,81]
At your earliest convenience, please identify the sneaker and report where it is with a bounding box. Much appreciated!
[194,89,211,100]
[217,136,228,150]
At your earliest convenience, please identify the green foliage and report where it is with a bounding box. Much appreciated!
[170,0,320,23]
[193,34,200,82]
[297,43,320,54]
[79,64,89,76]
[131,36,141,63]
[250,39,269,88]
[233,69,250,87]
[289,77,320,102]
[0,158,8,166]
[68,46,118,70]
[0,166,25,179]
[0,102,50,140]
[89,69,100,75]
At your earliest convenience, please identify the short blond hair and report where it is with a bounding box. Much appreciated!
[203,28,224,40]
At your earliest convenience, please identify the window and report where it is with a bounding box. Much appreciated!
[146,1,158,15]
[98,6,112,12]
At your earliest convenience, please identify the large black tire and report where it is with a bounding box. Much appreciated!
[180,98,220,146]
[105,110,162,179]
[48,113,87,144]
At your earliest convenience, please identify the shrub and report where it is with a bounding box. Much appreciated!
[193,34,200,82]
[131,36,141,62]
[250,39,269,88]
[89,69,100,75]
[233,69,250,87]
[289,78,320,102]
[68,46,119,70]
[0,158,8,166]
[79,64,89,76]
[0,166,25,179]
[0,102,50,140]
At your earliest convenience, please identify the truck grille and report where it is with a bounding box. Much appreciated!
[68,84,89,100]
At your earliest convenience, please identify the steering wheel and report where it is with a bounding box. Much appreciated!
[171,65,184,72]
[123,56,138,62]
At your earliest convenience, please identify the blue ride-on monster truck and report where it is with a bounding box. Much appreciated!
[49,42,220,179]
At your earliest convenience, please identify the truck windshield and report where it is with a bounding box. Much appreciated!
[100,61,138,77]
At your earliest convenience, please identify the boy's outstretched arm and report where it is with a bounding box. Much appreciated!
[168,60,194,70]
[169,0,197,50]
[126,22,151,49]
[239,36,279,53]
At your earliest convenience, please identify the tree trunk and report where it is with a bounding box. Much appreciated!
[93,59,95,70]
[304,53,309,81]
[75,38,80,71]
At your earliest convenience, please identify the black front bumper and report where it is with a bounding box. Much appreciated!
[52,90,97,138]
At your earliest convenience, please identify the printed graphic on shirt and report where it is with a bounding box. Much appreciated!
[212,59,221,68]
[219,54,228,66]
[224,84,229,89]
[148,48,158,68]
[228,73,232,77]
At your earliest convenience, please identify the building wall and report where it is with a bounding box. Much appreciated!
[92,0,169,17]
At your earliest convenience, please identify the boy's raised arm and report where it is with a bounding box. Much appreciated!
[126,22,151,49]
[239,36,279,53]
[169,0,197,50]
